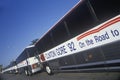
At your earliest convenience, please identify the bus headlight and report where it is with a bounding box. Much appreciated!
[32,63,39,69]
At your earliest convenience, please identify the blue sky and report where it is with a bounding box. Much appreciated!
[0,0,79,67]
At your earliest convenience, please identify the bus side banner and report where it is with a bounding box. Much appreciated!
[41,15,120,62]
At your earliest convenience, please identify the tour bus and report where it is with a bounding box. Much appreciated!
[35,0,120,74]
[2,64,11,73]
[2,61,17,74]
[8,61,18,74]
[2,66,10,73]
[16,45,42,76]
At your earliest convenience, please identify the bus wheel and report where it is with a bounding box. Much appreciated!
[25,70,32,76]
[25,70,28,76]
[45,66,53,75]
[28,70,32,76]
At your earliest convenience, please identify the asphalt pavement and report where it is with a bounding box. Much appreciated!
[0,72,120,80]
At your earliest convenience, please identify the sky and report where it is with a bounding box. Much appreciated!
[0,0,80,67]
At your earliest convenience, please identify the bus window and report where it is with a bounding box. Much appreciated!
[27,47,36,57]
[42,33,54,51]
[36,40,43,54]
[36,33,54,53]
[62,55,76,66]
[52,22,69,46]
[74,52,85,64]
[82,48,105,63]
[89,0,120,22]
[101,41,120,61]
[65,0,97,37]
[16,50,27,63]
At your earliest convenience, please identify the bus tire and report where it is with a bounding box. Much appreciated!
[25,69,32,76]
[28,70,32,76]
[45,66,53,75]
[25,70,28,76]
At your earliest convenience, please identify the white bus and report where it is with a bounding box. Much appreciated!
[2,61,17,74]
[16,45,42,76]
[35,0,120,75]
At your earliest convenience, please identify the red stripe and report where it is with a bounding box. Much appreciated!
[77,17,120,41]
[40,53,45,61]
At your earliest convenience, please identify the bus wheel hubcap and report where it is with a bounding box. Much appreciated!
[25,70,28,75]
[46,66,51,74]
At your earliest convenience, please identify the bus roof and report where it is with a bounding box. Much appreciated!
[35,0,82,46]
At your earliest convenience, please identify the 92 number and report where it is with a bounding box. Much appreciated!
[67,42,76,52]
